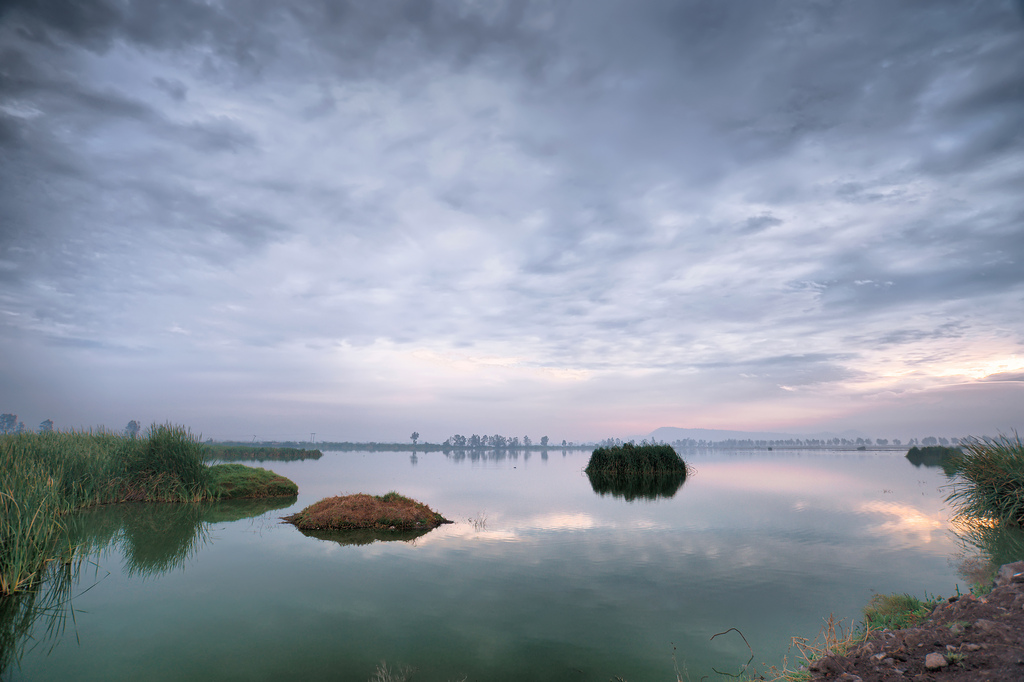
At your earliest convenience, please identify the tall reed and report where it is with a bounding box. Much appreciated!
[585,442,689,477]
[946,433,1024,526]
[0,425,212,596]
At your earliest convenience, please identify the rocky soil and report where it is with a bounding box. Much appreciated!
[806,562,1024,682]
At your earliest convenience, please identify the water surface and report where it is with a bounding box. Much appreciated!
[9,448,980,681]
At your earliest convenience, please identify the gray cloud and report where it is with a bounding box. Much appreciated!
[1,1,1023,440]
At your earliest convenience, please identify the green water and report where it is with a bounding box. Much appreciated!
[4,449,996,681]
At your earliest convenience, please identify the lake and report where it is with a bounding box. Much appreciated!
[7,448,984,681]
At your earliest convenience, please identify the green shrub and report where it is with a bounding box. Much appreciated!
[946,433,1024,526]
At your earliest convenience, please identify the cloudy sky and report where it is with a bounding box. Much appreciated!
[1,1,1023,443]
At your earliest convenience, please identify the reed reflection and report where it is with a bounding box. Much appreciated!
[0,496,295,675]
[952,516,1024,575]
[586,470,688,501]
[68,497,296,577]
[0,559,78,677]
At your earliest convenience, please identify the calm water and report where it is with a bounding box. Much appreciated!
[8,449,985,681]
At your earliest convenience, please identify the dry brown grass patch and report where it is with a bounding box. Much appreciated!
[283,492,451,531]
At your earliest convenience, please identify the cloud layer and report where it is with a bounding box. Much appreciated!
[2,1,1023,441]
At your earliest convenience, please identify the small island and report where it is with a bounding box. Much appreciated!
[283,492,452,531]
[585,442,691,500]
[207,463,299,499]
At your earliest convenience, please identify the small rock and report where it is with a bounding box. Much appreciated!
[974,618,1001,633]
[949,623,965,635]
[882,657,895,667]
[995,560,1024,587]
[837,674,863,682]
[963,643,982,652]
[924,652,948,670]
[871,653,886,661]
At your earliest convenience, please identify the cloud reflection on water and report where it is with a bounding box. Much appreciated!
[858,500,947,546]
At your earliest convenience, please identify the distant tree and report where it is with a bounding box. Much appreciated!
[922,436,938,446]
[876,438,888,446]
[892,439,901,446]
[561,439,567,447]
[523,435,531,447]
[39,419,54,433]
[15,421,26,434]
[540,436,549,447]
[0,413,16,434]
[125,420,141,438]
[410,431,419,445]
[938,437,950,446]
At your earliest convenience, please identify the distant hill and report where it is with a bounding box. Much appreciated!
[645,426,861,443]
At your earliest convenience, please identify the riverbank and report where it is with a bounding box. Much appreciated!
[799,562,1024,682]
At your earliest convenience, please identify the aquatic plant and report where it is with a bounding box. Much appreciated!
[946,433,1024,526]
[1,425,218,596]
[585,442,689,477]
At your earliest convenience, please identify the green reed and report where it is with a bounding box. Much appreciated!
[0,425,213,596]
[585,442,690,477]
[946,433,1024,526]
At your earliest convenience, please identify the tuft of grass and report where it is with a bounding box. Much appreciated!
[863,593,936,630]
[946,651,967,667]
[759,614,864,682]
[946,432,1024,526]
[207,463,298,499]
[284,493,451,531]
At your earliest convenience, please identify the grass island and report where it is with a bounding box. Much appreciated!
[283,491,451,531]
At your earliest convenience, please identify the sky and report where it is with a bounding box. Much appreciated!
[1,1,1023,444]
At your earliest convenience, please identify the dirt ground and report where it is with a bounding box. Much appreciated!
[805,562,1024,682]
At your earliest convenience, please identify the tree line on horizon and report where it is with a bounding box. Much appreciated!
[660,435,963,449]
[0,413,971,451]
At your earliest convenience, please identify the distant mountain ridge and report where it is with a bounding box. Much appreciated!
[644,426,862,443]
